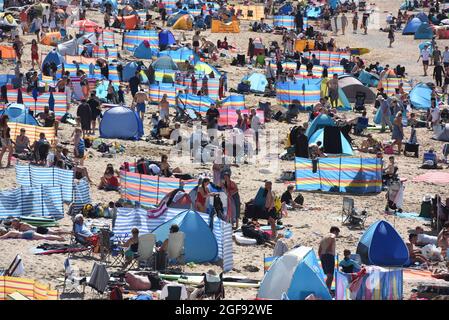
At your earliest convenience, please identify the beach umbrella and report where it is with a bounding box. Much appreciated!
[73,19,99,31]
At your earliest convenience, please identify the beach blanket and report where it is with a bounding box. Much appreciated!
[394,212,431,222]
[413,172,449,185]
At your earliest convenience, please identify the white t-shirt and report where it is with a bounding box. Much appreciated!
[421,49,430,61]
[148,163,160,175]
[251,115,261,132]
[443,50,449,63]
[417,233,437,246]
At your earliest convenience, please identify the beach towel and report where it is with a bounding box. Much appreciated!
[413,172,449,184]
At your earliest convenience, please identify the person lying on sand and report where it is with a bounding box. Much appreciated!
[0,227,65,241]
[407,234,430,267]
[7,218,71,236]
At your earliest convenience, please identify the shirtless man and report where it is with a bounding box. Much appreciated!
[318,226,340,292]
[407,234,429,265]
[326,74,339,109]
[0,227,65,241]
[133,90,149,121]
[9,218,71,236]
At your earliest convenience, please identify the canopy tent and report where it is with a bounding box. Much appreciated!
[133,40,158,59]
[356,220,409,267]
[152,209,218,263]
[338,75,376,104]
[414,22,434,39]
[240,73,268,93]
[305,113,336,137]
[0,104,39,125]
[295,157,383,193]
[409,83,433,109]
[99,106,144,140]
[194,61,221,77]
[308,127,353,156]
[402,17,422,35]
[258,246,332,300]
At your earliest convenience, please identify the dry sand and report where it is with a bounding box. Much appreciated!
[0,0,447,300]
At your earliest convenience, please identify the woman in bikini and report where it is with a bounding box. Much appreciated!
[195,178,211,213]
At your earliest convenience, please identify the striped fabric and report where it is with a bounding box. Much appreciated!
[276,79,322,108]
[263,256,278,273]
[154,69,177,83]
[107,65,120,85]
[56,63,101,79]
[273,15,295,30]
[16,164,74,202]
[220,95,245,109]
[39,75,57,87]
[308,51,351,66]
[64,55,97,65]
[72,178,91,212]
[9,123,56,145]
[270,61,298,74]
[149,84,185,106]
[0,276,58,300]
[6,90,67,118]
[159,48,199,64]
[0,185,64,219]
[296,65,345,78]
[120,170,197,207]
[218,107,264,127]
[177,93,214,115]
[382,78,413,96]
[295,157,382,193]
[176,76,220,100]
[113,207,234,272]
[335,267,403,300]
[123,30,158,52]
[92,46,118,62]
[98,30,116,48]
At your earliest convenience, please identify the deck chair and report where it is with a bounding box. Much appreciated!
[62,258,86,296]
[160,283,188,300]
[341,197,367,229]
[167,232,185,267]
[200,273,225,300]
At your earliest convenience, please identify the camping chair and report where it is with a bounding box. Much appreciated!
[136,233,156,269]
[167,232,185,268]
[86,263,110,299]
[160,283,188,300]
[354,117,368,135]
[98,228,115,264]
[62,258,86,296]
[341,197,368,229]
[199,272,225,300]
[68,224,98,259]
[354,92,366,112]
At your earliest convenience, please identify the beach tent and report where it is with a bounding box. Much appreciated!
[123,30,158,52]
[117,15,140,30]
[152,56,179,71]
[295,157,383,193]
[158,47,199,64]
[356,220,409,267]
[409,83,433,109]
[211,19,240,33]
[278,2,294,15]
[295,39,315,52]
[133,40,157,59]
[258,246,332,300]
[320,78,352,111]
[40,32,61,46]
[402,17,423,35]
[172,14,194,30]
[57,33,96,56]
[305,114,336,137]
[158,30,176,49]
[194,61,221,77]
[167,10,190,26]
[240,73,268,93]
[358,70,380,87]
[99,106,144,140]
[0,45,16,60]
[0,103,39,125]
[338,75,376,104]
[151,209,218,263]
[436,124,449,142]
[306,6,322,19]
[122,61,147,82]
[42,49,64,68]
[416,12,430,23]
[308,127,353,156]
[414,22,434,39]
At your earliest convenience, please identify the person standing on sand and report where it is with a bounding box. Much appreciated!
[418,45,431,76]
[362,12,369,35]
[318,226,340,292]
[388,27,395,48]
[333,12,339,35]
[341,13,348,35]
[352,12,358,34]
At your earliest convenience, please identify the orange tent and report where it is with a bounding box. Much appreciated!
[211,18,240,33]
[0,45,16,60]
[40,32,62,46]
[117,15,140,30]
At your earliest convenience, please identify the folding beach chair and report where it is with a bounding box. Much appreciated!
[341,197,367,229]
[167,232,185,267]
[137,233,156,269]
[160,283,188,300]
[0,254,24,276]
[62,258,86,296]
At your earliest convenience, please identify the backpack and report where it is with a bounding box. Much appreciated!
[110,286,123,300]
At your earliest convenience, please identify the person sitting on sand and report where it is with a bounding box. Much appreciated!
[0,226,65,241]
[98,164,120,191]
[339,249,361,273]
[160,154,182,178]
[280,185,303,217]
[407,234,430,266]
[359,134,382,154]
[7,218,71,236]
[241,217,275,246]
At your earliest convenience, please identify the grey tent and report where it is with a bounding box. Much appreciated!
[57,34,97,56]
[436,124,449,142]
[338,75,376,104]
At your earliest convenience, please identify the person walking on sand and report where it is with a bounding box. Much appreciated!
[341,12,348,35]
[418,45,431,76]
[362,12,369,35]
[318,226,340,292]
[388,27,395,48]
[333,12,339,35]
[352,12,358,34]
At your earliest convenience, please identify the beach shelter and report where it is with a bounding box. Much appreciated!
[172,14,194,30]
[40,32,61,46]
[117,15,140,30]
[273,15,295,30]
[0,103,39,125]
[276,79,322,109]
[240,73,268,93]
[409,82,433,109]
[358,70,380,87]
[308,127,353,156]
[167,10,190,26]
[414,22,434,39]
[158,30,176,49]
[305,113,336,137]
[258,246,332,300]
[211,19,240,33]
[356,220,409,267]
[436,124,449,142]
[152,56,179,71]
[402,17,423,35]
[133,40,156,59]
[0,45,16,60]
[194,61,221,77]
[338,75,376,104]
[278,2,294,15]
[99,106,144,140]
[123,61,147,82]
[306,6,322,19]
[158,47,199,64]
[416,12,429,23]
[42,49,64,68]
[151,209,218,263]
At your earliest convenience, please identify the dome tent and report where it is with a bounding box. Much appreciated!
[122,61,148,82]
[240,73,268,93]
[194,61,221,77]
[152,56,179,70]
[167,10,190,27]
[356,220,409,267]
[338,75,376,104]
[172,14,194,30]
[133,40,157,59]
[308,127,353,156]
[305,113,336,138]
[0,103,39,125]
[414,22,434,39]
[99,106,144,140]
[42,49,64,68]
[158,30,176,50]
[409,82,434,109]
[258,246,332,300]
[402,17,423,35]
[151,209,218,263]
[416,12,429,23]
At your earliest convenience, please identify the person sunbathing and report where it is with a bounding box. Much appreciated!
[359,134,382,153]
[0,227,65,241]
[407,234,429,266]
[8,218,71,236]
[415,226,438,246]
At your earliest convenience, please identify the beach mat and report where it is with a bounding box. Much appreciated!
[413,172,449,185]
[395,212,431,222]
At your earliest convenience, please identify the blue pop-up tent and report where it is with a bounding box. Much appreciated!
[133,40,158,59]
[410,82,433,109]
[414,22,433,39]
[158,30,176,49]
[305,113,336,137]
[356,220,409,267]
[308,127,353,156]
[402,17,423,35]
[0,103,39,125]
[99,106,144,140]
[241,73,268,93]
